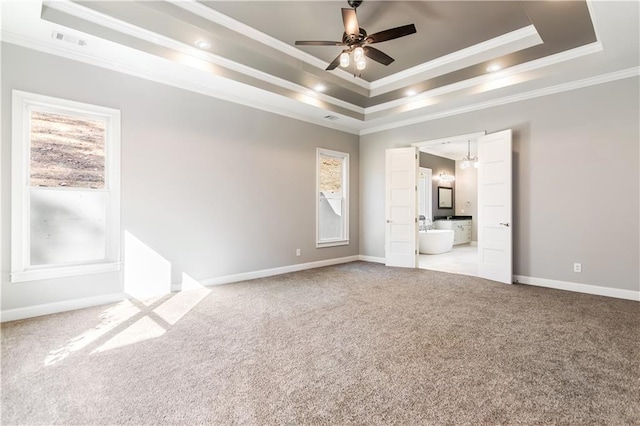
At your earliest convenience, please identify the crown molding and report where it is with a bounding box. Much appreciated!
[171,0,370,89]
[43,0,365,115]
[368,24,543,96]
[4,0,635,137]
[365,41,604,115]
[35,0,611,122]
[171,0,543,97]
[360,66,640,135]
[1,30,363,135]
[5,27,632,138]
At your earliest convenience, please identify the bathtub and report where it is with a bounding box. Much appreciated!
[419,230,454,255]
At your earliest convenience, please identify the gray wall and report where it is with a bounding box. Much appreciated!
[360,77,639,292]
[1,43,359,311]
[419,152,455,219]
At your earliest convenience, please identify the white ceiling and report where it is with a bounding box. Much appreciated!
[1,1,638,136]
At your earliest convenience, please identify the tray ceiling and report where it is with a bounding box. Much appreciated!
[1,1,638,135]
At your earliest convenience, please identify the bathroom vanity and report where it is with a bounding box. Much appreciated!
[433,216,472,245]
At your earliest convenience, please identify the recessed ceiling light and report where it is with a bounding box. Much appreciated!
[487,64,501,73]
[406,89,417,97]
[314,84,327,93]
[194,40,211,49]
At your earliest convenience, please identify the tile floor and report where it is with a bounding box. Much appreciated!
[419,243,479,277]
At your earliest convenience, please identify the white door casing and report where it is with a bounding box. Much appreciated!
[477,129,513,284]
[385,147,418,268]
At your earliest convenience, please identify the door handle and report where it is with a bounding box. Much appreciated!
[386,220,393,223]
[499,222,510,227]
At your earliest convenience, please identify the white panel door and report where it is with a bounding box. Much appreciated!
[385,147,418,268]
[478,130,512,283]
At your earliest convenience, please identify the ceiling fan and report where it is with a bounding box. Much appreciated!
[295,0,417,74]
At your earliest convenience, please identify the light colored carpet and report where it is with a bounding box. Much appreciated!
[2,262,638,425]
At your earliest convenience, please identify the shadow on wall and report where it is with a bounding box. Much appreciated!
[510,124,530,277]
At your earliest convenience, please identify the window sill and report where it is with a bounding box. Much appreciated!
[10,262,122,283]
[316,240,350,249]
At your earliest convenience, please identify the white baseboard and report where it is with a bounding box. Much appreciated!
[514,275,639,301]
[4,263,635,322]
[200,255,361,287]
[2,256,362,321]
[359,255,386,264]
[1,292,127,323]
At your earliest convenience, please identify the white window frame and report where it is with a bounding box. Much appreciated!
[316,147,349,248]
[11,90,121,282]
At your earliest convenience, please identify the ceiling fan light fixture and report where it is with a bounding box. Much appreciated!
[294,1,417,77]
[353,46,364,61]
[340,51,350,67]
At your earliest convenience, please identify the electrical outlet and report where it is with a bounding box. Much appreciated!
[296,248,301,257]
[574,263,582,273]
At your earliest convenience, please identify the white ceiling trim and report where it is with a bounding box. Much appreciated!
[365,41,603,115]
[172,0,542,96]
[1,29,364,135]
[44,0,366,115]
[368,25,543,96]
[5,25,632,138]
[585,0,602,44]
[4,0,635,138]
[360,66,640,136]
[171,0,370,89]
[35,0,610,121]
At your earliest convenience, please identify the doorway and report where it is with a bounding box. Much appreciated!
[414,133,482,277]
[388,129,513,284]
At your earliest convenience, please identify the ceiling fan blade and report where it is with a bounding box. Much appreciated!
[363,46,394,66]
[295,41,345,46]
[342,8,360,36]
[326,53,342,71]
[366,24,417,44]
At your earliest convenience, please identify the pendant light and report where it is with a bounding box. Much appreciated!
[460,140,478,169]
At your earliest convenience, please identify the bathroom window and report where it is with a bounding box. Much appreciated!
[316,148,349,247]
[11,90,121,282]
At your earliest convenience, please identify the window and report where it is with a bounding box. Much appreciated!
[316,148,349,247]
[11,90,121,282]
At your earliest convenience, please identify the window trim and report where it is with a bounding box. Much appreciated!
[316,147,349,248]
[11,90,122,282]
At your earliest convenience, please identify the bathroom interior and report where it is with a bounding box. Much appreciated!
[418,139,478,277]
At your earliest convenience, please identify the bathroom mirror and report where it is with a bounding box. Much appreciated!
[438,186,453,209]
